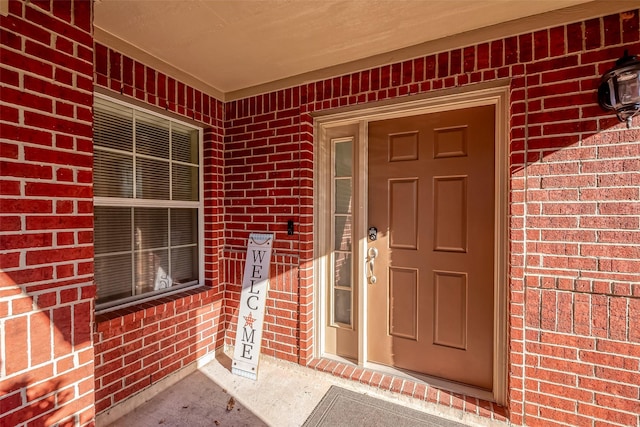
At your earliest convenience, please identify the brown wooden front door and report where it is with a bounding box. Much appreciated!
[367,105,495,390]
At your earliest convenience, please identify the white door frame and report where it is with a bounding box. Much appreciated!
[313,82,510,404]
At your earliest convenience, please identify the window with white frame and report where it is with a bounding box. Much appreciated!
[93,95,203,308]
[331,138,353,326]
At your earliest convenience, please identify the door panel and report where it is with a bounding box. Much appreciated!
[433,271,467,349]
[389,266,418,340]
[367,105,495,391]
[389,179,418,249]
[433,176,467,252]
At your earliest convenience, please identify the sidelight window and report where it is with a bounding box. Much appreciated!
[331,138,353,326]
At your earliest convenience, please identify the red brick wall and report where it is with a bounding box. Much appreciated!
[509,13,640,426]
[223,90,313,361]
[0,0,95,425]
[92,43,226,414]
[93,288,225,414]
[2,0,640,424]
[224,9,640,426]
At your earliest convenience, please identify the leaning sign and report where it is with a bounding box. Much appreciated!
[232,233,274,380]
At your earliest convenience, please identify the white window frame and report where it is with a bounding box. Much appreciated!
[94,93,205,313]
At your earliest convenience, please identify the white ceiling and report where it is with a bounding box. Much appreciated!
[94,0,626,99]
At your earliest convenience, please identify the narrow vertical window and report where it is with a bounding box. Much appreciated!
[93,95,202,308]
[331,139,353,326]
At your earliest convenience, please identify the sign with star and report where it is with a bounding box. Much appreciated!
[232,233,274,380]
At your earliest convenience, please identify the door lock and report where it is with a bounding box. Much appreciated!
[368,226,378,241]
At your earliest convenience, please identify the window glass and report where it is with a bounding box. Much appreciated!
[171,246,199,284]
[95,255,133,303]
[134,208,168,250]
[94,206,131,254]
[334,216,352,251]
[172,164,199,201]
[134,249,170,294]
[93,96,201,308]
[334,289,351,325]
[334,141,352,177]
[334,252,352,288]
[331,139,353,326]
[94,98,133,152]
[334,178,352,214]
[93,151,133,198]
[135,111,170,159]
[172,123,199,164]
[171,208,198,246]
[136,158,170,200]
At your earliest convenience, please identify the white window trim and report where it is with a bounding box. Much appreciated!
[94,93,205,313]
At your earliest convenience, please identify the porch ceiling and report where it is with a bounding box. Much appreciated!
[94,0,624,100]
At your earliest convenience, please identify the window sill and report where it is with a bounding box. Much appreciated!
[95,284,211,322]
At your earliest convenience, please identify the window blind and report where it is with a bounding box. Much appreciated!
[93,96,201,307]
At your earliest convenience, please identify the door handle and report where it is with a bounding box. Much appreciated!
[368,247,378,284]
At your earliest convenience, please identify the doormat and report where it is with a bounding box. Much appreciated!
[302,386,467,427]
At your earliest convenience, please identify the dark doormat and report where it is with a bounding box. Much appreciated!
[302,386,468,427]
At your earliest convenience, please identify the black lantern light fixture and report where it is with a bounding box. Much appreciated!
[598,50,640,128]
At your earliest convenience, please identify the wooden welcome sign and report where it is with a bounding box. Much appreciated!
[232,233,274,380]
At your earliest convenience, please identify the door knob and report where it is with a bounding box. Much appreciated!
[368,247,378,284]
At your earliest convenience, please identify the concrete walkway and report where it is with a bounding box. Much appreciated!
[106,352,503,427]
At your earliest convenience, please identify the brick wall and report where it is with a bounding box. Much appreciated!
[224,9,640,426]
[93,288,224,414]
[223,90,313,361]
[509,13,640,426]
[0,0,95,425]
[2,0,639,424]
[92,43,226,414]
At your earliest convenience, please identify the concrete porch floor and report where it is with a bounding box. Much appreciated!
[105,351,504,427]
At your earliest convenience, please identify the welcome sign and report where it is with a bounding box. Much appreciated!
[232,233,274,380]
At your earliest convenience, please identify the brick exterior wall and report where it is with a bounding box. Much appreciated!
[2,0,640,425]
[92,43,226,414]
[0,0,95,425]
[223,88,314,362]
[224,9,640,426]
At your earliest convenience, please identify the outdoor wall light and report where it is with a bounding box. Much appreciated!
[598,50,640,128]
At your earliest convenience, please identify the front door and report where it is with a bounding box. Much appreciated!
[367,105,495,390]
